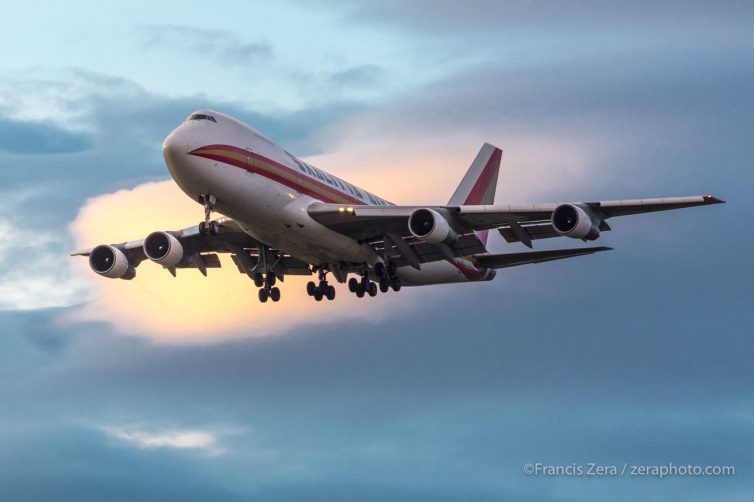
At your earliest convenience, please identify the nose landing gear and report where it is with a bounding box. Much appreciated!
[198,194,220,236]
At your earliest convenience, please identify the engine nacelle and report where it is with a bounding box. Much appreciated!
[89,245,135,279]
[551,204,600,240]
[143,231,184,267]
[408,208,457,244]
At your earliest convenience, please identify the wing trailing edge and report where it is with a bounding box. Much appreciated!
[473,246,612,269]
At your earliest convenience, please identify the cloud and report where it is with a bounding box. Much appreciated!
[66,180,418,342]
[0,190,90,311]
[303,115,625,208]
[0,115,92,154]
[98,424,233,456]
[139,24,272,66]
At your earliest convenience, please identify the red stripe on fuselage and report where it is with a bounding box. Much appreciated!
[188,144,366,205]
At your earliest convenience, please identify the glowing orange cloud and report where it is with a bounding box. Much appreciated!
[67,180,418,343]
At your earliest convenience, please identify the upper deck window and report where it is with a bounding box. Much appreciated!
[186,113,217,123]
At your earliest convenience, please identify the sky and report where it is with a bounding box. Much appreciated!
[0,0,752,500]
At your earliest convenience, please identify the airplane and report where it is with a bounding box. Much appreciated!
[72,110,724,303]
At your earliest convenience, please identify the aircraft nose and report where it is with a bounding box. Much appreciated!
[162,130,189,167]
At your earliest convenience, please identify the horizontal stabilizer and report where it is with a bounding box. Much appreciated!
[474,246,612,269]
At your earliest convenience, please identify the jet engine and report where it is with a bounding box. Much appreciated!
[551,204,600,240]
[408,208,457,244]
[143,231,184,267]
[89,245,135,279]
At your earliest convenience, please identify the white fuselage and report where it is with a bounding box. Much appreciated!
[162,110,492,286]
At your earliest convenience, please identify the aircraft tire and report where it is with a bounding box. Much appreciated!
[270,287,281,302]
[348,278,359,292]
[379,278,389,293]
[390,277,401,292]
[306,281,317,296]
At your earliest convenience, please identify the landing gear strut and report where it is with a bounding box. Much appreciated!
[198,194,220,236]
[307,268,336,302]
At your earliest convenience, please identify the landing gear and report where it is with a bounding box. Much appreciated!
[378,277,389,293]
[198,195,220,236]
[386,260,397,278]
[350,270,380,298]
[257,272,280,303]
[348,277,359,293]
[307,269,336,301]
[265,273,276,288]
[390,277,402,292]
[269,286,281,302]
[352,260,400,297]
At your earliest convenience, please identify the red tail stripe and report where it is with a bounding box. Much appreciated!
[464,148,501,205]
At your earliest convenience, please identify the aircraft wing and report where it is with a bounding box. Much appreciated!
[307,194,724,251]
[71,218,312,278]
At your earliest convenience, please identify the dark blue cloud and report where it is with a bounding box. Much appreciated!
[0,116,92,154]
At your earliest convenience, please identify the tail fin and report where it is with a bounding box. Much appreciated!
[447,143,502,206]
[448,143,502,247]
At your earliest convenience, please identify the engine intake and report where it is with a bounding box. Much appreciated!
[551,204,600,240]
[144,231,184,267]
[408,208,457,244]
[89,245,135,279]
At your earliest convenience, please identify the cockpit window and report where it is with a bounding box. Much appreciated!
[186,113,217,123]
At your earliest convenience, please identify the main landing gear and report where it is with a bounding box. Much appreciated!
[348,275,377,298]
[256,272,281,303]
[307,269,336,302]
[348,261,400,298]
[373,260,401,293]
[198,194,220,236]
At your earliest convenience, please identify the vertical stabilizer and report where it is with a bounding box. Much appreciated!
[448,143,502,246]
